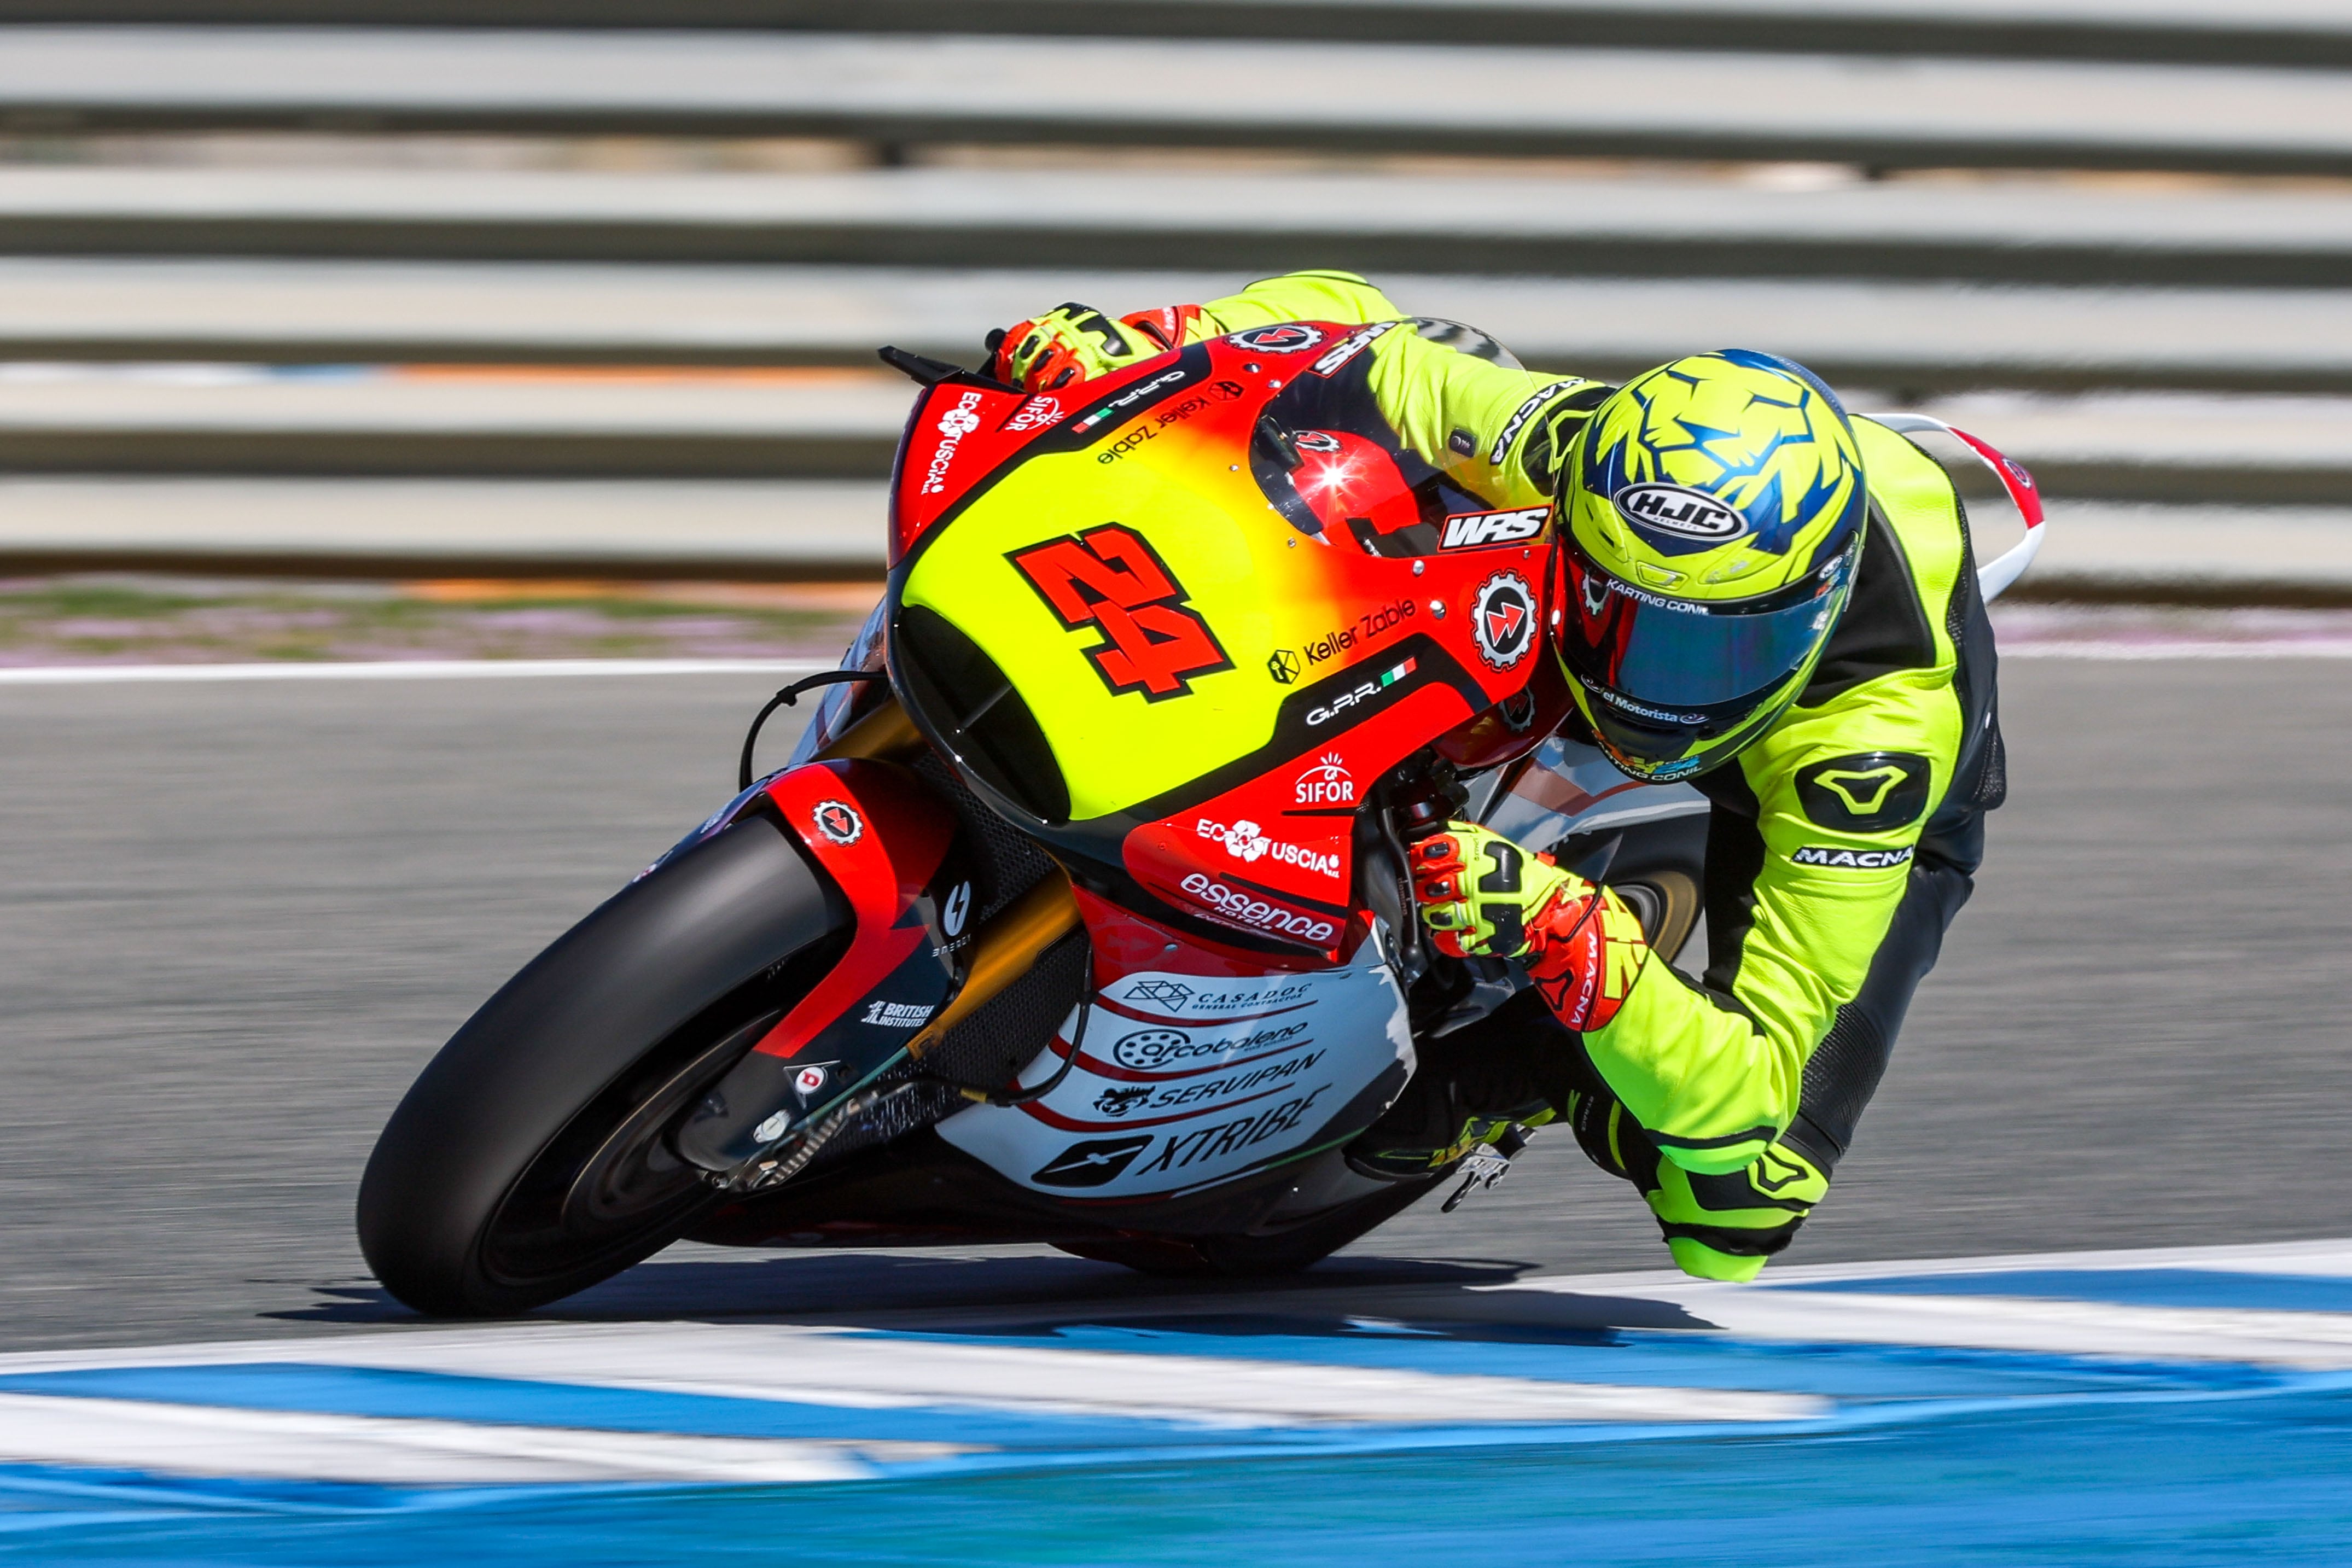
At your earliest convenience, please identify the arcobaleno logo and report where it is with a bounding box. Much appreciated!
[1614,482,1745,540]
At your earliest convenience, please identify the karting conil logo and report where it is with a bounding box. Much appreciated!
[1008,524,1235,701]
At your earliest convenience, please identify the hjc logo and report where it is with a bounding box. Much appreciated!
[1008,524,1235,700]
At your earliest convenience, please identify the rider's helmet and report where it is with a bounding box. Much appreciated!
[1552,349,1868,782]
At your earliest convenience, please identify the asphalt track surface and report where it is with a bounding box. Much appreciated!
[0,654,2342,1354]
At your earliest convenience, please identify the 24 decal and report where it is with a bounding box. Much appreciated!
[1009,524,1235,701]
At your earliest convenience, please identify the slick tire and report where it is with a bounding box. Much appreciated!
[356,817,846,1318]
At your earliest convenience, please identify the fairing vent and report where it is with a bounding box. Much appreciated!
[893,603,1072,826]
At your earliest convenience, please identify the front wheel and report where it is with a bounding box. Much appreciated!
[356,818,846,1316]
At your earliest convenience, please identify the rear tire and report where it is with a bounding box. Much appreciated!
[1053,1175,1447,1278]
[356,818,846,1316]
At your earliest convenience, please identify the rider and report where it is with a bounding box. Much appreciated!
[983,275,2005,1281]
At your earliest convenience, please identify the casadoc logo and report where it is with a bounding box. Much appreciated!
[1614,482,1746,541]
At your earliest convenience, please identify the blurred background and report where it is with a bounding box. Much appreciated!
[0,1,2349,1353]
[0,0,2342,655]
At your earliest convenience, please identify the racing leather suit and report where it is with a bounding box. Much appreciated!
[999,272,2005,1279]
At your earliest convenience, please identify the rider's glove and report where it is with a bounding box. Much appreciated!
[1411,822,1650,1032]
[983,302,1196,390]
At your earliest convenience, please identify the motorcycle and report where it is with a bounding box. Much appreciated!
[357,322,2044,1315]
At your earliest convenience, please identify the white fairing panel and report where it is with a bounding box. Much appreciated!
[936,949,1412,1200]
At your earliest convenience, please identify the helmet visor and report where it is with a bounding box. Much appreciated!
[1556,539,1855,768]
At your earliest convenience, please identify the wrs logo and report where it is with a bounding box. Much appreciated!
[1009,524,1234,701]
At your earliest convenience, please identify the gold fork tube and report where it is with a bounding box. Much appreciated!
[906,873,1081,1060]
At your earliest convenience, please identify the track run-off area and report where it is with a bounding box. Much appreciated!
[0,647,2345,1561]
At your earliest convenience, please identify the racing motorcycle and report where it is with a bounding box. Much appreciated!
[357,322,2044,1315]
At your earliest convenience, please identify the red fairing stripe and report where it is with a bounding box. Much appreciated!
[1946,425,2045,528]
[752,759,955,1059]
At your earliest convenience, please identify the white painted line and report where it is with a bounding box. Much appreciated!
[290,1324,1825,1428]
[2005,640,2352,660]
[0,1392,962,1485]
[1494,1237,2352,1369]
[0,1322,1823,1429]
[0,658,831,685]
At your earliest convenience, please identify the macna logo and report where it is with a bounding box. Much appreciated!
[1613,482,1746,542]
[1441,507,1547,550]
[1791,844,1916,871]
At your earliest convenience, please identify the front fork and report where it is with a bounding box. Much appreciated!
[674,697,1082,1192]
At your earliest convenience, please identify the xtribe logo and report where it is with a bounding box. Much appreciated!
[1009,524,1234,701]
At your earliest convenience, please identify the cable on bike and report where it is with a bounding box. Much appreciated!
[738,669,888,790]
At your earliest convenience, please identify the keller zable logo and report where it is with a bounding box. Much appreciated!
[1226,324,1324,354]
[1471,572,1537,670]
[1293,751,1354,806]
[1266,648,1301,685]
[812,800,864,846]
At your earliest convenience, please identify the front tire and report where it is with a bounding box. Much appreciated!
[356,818,846,1316]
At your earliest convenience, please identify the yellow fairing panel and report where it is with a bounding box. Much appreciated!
[901,424,1300,823]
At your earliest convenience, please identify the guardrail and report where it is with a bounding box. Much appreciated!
[2,31,2346,179]
[0,0,2345,70]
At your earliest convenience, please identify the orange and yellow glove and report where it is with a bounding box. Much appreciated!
[1411,822,1651,1032]
[983,302,1200,390]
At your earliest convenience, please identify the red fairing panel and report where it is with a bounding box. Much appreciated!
[753,759,962,1060]
[1946,425,2044,528]
[890,380,1072,564]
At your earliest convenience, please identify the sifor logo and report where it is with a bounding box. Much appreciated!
[1266,648,1300,685]
[1009,523,1234,701]
[1794,752,1931,832]
[812,800,864,846]
[1294,751,1355,806]
[1471,572,1537,670]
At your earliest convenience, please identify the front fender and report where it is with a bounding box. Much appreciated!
[675,757,974,1172]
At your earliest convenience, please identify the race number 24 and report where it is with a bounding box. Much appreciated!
[1009,524,1235,701]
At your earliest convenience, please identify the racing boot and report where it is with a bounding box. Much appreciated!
[1566,1085,1829,1281]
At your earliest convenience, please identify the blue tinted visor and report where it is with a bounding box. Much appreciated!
[1556,537,1856,758]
